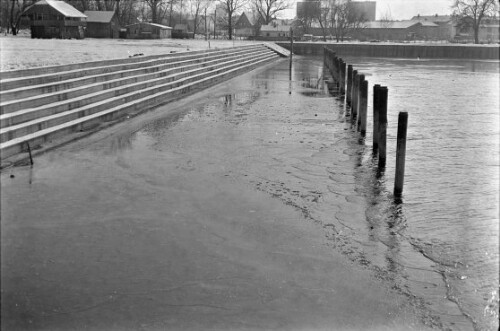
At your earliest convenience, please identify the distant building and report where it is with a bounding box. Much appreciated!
[352,20,439,41]
[411,15,455,40]
[126,22,172,39]
[172,23,193,39]
[259,24,292,40]
[84,11,120,38]
[348,1,376,21]
[24,0,87,39]
[478,18,499,43]
[234,12,259,38]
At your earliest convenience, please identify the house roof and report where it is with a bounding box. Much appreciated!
[365,21,426,29]
[32,0,87,18]
[238,12,255,26]
[260,24,291,32]
[411,15,452,23]
[174,23,188,30]
[84,11,116,23]
[126,22,172,29]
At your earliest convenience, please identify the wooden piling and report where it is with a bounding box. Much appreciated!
[378,87,388,169]
[394,112,408,197]
[352,71,359,121]
[356,74,365,129]
[341,60,346,94]
[347,65,353,104]
[373,84,381,151]
[359,80,368,135]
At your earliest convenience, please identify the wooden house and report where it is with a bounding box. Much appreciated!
[126,22,172,39]
[234,12,255,38]
[84,10,120,38]
[172,23,193,39]
[24,0,87,39]
[259,24,292,40]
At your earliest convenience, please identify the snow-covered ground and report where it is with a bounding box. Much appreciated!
[0,34,258,71]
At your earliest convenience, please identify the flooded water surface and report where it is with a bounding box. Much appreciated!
[339,56,499,331]
[2,55,498,330]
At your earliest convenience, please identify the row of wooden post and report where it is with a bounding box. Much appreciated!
[323,47,408,198]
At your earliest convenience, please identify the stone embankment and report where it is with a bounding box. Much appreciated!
[277,42,499,59]
[0,44,286,160]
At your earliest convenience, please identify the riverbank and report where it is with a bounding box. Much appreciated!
[1,57,436,330]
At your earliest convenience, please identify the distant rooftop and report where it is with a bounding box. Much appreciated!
[84,11,116,23]
[365,20,438,29]
[32,0,87,18]
[260,24,291,32]
[411,15,452,23]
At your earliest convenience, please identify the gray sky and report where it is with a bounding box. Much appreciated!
[282,0,454,20]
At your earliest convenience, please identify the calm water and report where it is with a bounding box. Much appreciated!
[336,56,499,330]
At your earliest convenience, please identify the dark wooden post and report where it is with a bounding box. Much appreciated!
[351,70,358,116]
[352,71,359,122]
[347,65,353,105]
[373,84,381,151]
[359,79,368,135]
[356,74,365,129]
[341,60,346,94]
[378,87,388,169]
[394,112,408,197]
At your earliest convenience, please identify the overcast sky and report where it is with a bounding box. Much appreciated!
[282,0,454,20]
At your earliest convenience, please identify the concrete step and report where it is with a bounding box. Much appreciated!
[0,49,274,137]
[264,43,291,57]
[0,46,278,158]
[0,45,262,91]
[0,46,264,102]
[1,54,277,158]
[1,48,271,114]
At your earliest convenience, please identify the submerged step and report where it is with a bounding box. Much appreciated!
[1,51,275,143]
[0,45,280,158]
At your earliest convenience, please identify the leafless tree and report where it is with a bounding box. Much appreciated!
[316,0,366,42]
[2,0,36,35]
[378,8,393,29]
[144,0,169,23]
[452,0,498,43]
[253,0,290,24]
[296,0,320,34]
[218,0,249,39]
[187,0,210,35]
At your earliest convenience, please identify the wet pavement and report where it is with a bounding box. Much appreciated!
[1,57,434,330]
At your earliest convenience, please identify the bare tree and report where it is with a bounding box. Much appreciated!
[187,0,210,36]
[296,0,320,34]
[379,7,393,29]
[144,0,169,23]
[452,0,498,43]
[253,0,290,25]
[218,0,249,39]
[4,0,36,35]
[323,0,366,42]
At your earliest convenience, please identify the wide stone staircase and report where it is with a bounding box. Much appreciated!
[0,43,284,160]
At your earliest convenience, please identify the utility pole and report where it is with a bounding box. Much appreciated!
[205,7,207,40]
[180,0,183,24]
